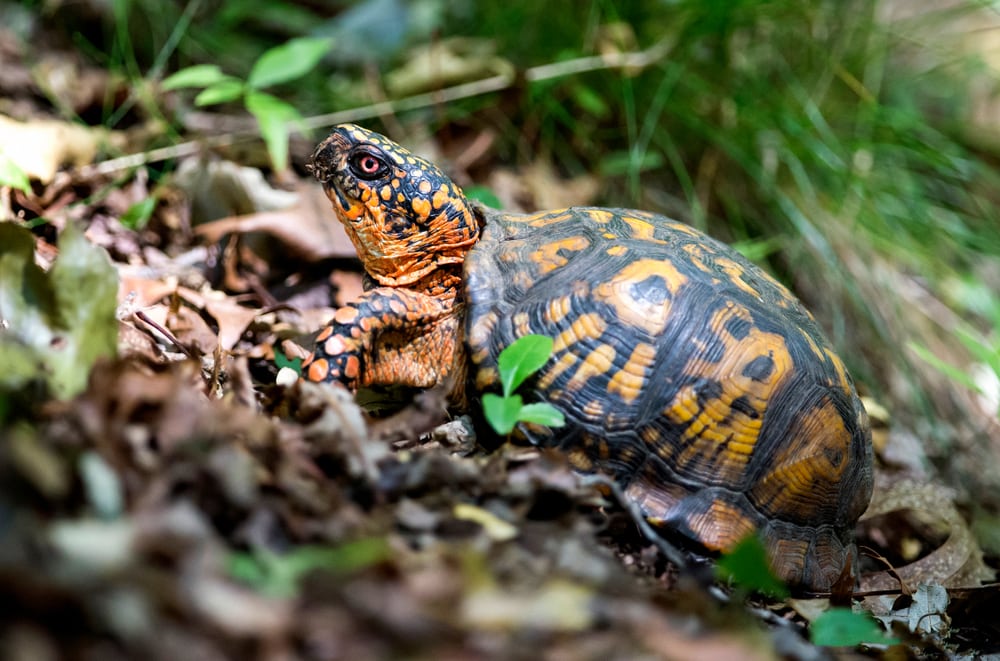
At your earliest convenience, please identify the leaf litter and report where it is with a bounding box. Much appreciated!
[1,40,999,659]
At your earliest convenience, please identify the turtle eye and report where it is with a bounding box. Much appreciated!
[348,149,389,180]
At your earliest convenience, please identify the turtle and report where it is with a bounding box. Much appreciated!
[302,123,874,592]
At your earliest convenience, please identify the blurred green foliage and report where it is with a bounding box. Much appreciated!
[0,222,119,401]
[34,0,1000,423]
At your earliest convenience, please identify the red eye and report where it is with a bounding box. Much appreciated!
[349,150,388,180]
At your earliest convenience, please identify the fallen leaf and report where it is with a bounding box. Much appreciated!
[384,37,514,97]
[461,579,594,631]
[194,182,356,261]
[453,503,519,542]
[860,476,994,596]
[0,113,123,183]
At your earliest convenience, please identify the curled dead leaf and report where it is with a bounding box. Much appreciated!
[193,181,355,261]
[859,476,995,596]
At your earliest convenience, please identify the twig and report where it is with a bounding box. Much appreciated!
[134,310,199,360]
[77,38,674,177]
[577,473,690,571]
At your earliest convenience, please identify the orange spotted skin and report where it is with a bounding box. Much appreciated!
[306,124,874,592]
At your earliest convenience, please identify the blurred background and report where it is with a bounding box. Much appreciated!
[4,0,1000,554]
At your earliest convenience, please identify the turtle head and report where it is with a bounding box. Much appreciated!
[308,124,479,286]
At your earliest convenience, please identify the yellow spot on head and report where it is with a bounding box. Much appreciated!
[432,187,451,210]
[418,179,432,194]
[412,197,431,218]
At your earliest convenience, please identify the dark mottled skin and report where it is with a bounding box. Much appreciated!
[304,124,874,592]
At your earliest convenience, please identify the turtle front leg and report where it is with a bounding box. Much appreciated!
[303,287,463,394]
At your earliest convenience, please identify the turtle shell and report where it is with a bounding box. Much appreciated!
[463,205,873,591]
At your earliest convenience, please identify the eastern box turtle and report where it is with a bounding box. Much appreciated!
[303,124,874,592]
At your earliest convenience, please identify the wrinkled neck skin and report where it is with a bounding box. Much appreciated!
[325,184,480,294]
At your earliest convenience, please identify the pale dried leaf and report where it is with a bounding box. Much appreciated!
[0,113,123,183]
[385,37,514,97]
[461,579,594,632]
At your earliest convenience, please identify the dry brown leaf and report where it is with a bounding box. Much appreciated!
[119,275,178,309]
[140,302,217,355]
[860,475,995,596]
[194,182,355,261]
[330,270,364,307]
[202,297,260,351]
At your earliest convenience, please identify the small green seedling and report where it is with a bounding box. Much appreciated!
[161,36,333,172]
[482,334,565,435]
[715,534,790,599]
[227,538,391,598]
[811,607,899,647]
[274,350,302,374]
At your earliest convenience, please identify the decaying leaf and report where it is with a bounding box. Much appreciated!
[859,475,995,597]
[384,37,515,97]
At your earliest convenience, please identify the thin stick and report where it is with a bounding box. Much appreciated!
[134,310,199,359]
[79,38,674,176]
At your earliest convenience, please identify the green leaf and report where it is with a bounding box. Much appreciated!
[572,83,610,118]
[715,534,790,598]
[517,402,565,428]
[0,152,31,193]
[954,325,1000,376]
[247,36,333,89]
[246,91,302,172]
[119,197,156,230]
[228,538,390,597]
[194,78,245,106]
[0,222,118,399]
[731,236,783,262]
[497,334,554,397]
[811,608,898,646]
[464,185,502,209]
[482,392,523,435]
[275,350,302,373]
[48,223,119,397]
[161,64,231,90]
